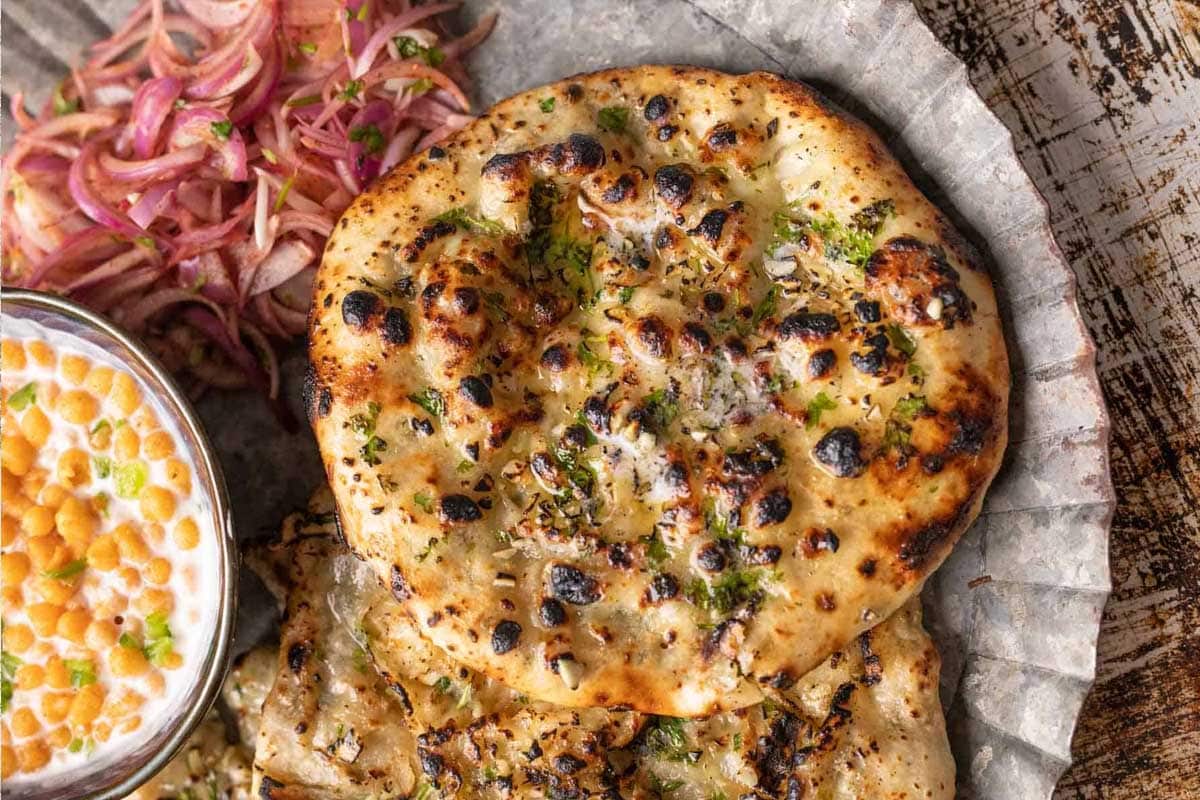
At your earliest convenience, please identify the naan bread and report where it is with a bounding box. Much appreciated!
[244,490,953,799]
[248,492,640,800]
[249,537,418,799]
[308,64,1008,716]
[224,646,277,753]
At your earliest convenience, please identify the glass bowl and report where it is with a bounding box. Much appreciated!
[1,288,238,800]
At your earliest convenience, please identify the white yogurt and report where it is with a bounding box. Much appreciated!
[1,316,222,784]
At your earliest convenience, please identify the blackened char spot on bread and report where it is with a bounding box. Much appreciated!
[549,563,601,605]
[286,642,310,674]
[540,344,570,372]
[850,333,890,376]
[722,438,784,478]
[380,307,412,345]
[390,564,412,601]
[696,543,726,572]
[644,573,679,604]
[418,747,444,777]
[400,219,456,262]
[561,424,590,450]
[554,754,587,774]
[859,631,883,685]
[813,427,866,478]
[440,494,482,523]
[688,209,729,245]
[791,682,857,768]
[681,322,712,353]
[653,164,694,209]
[897,518,955,572]
[854,299,881,323]
[420,281,445,313]
[745,544,782,565]
[780,311,840,342]
[643,94,669,121]
[453,286,480,314]
[865,236,973,327]
[948,410,989,455]
[533,292,571,326]
[755,488,793,526]
[387,680,414,714]
[635,315,672,358]
[481,152,528,180]
[536,133,606,176]
[341,290,381,330]
[700,618,738,661]
[539,597,567,627]
[459,376,494,408]
[490,620,522,654]
[808,348,837,378]
[802,528,840,556]
[582,392,613,433]
[705,122,738,151]
[301,363,332,423]
[767,669,797,689]
[654,226,678,251]
[599,173,637,204]
[258,775,286,800]
[753,709,803,795]
[891,478,987,573]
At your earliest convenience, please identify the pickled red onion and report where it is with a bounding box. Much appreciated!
[1,0,492,416]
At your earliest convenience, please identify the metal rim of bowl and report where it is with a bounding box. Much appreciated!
[0,288,238,800]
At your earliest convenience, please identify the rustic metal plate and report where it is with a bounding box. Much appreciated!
[0,1,1115,797]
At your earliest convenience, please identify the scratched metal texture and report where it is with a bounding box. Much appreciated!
[911,1,1200,798]
[5,0,1180,797]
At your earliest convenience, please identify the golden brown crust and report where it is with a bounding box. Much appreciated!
[308,65,1009,716]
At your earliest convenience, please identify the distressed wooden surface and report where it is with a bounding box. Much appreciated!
[913,1,1200,797]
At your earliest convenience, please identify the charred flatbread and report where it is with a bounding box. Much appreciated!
[307,65,1008,716]
[245,489,953,799]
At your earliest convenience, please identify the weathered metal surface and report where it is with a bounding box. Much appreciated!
[912,1,1200,797]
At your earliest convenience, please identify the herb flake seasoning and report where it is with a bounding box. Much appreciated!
[805,391,837,430]
[349,123,386,155]
[597,106,629,133]
[408,388,445,418]
[393,36,445,67]
[434,207,506,236]
[210,119,234,141]
[6,382,36,410]
[350,401,387,465]
[885,324,917,357]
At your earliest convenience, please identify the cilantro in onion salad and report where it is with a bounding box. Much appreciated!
[1,0,495,426]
